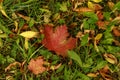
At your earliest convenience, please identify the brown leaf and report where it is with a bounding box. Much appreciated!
[5,62,21,72]
[94,4,103,11]
[73,7,93,12]
[28,56,47,75]
[108,1,114,10]
[112,27,120,37]
[113,39,120,46]
[99,65,113,80]
[17,13,30,21]
[96,21,109,30]
[20,24,29,31]
[96,11,104,20]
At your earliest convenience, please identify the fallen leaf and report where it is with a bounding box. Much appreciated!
[94,33,103,52]
[87,72,99,77]
[28,56,47,75]
[73,7,93,13]
[17,13,30,21]
[50,63,62,71]
[99,65,113,80]
[92,0,102,3]
[95,33,103,41]
[5,62,21,72]
[96,11,104,20]
[108,1,114,10]
[42,25,76,57]
[20,31,39,38]
[94,4,103,11]
[88,1,94,10]
[20,24,29,31]
[0,3,10,19]
[103,53,117,64]
[96,21,109,29]
[112,27,120,37]
[113,39,120,46]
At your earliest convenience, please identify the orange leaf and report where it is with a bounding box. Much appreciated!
[42,25,76,57]
[28,56,47,75]
[112,27,120,37]
[99,65,113,80]
[73,7,93,12]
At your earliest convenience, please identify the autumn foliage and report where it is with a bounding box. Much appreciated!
[28,56,46,75]
[41,25,76,57]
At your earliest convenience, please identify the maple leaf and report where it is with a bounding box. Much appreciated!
[28,56,46,75]
[42,25,76,57]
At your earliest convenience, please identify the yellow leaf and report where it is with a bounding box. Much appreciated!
[91,0,102,3]
[95,33,103,40]
[104,53,117,64]
[88,1,94,10]
[20,31,39,38]
[24,38,29,50]
[0,3,9,19]
[87,72,99,77]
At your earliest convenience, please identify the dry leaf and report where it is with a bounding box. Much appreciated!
[95,33,103,41]
[96,11,104,20]
[94,33,103,52]
[88,2,102,11]
[103,53,117,64]
[99,65,113,80]
[94,4,103,11]
[96,21,109,29]
[88,1,94,10]
[5,62,21,72]
[76,31,83,38]
[20,31,39,38]
[73,7,93,12]
[20,24,29,31]
[87,72,99,77]
[28,56,47,75]
[0,3,9,19]
[113,39,120,46]
[108,1,114,10]
[112,27,120,37]
[92,0,102,3]
[17,13,30,21]
[50,63,62,71]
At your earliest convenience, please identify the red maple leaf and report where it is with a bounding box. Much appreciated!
[42,25,76,57]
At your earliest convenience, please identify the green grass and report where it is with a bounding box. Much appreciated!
[0,0,120,80]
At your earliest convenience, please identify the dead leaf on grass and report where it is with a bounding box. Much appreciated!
[99,65,113,80]
[103,53,117,64]
[73,7,93,13]
[96,11,104,20]
[87,72,99,77]
[20,31,39,39]
[17,13,30,21]
[42,25,76,57]
[108,1,114,10]
[112,27,120,37]
[50,63,62,71]
[28,56,47,75]
[5,62,21,72]
[96,21,109,29]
